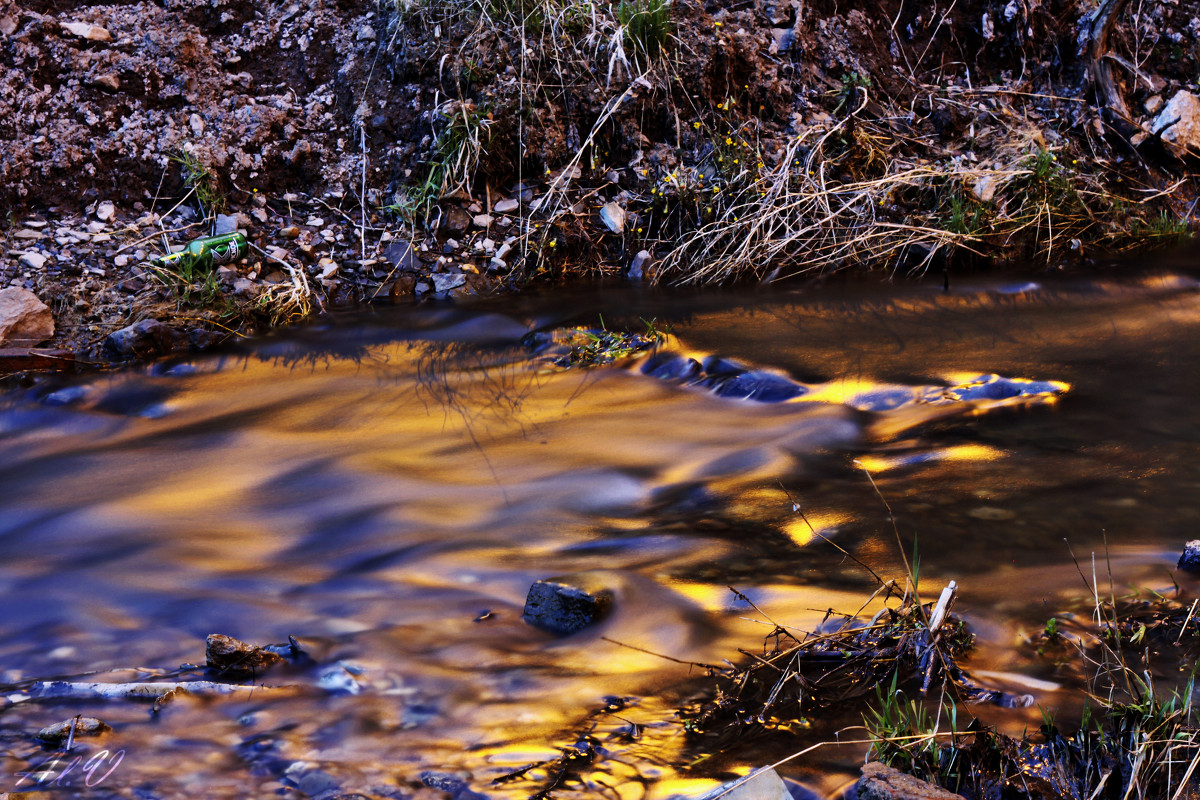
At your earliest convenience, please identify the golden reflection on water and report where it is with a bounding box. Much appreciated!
[2,274,1199,799]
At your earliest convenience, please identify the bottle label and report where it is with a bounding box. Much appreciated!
[211,238,243,266]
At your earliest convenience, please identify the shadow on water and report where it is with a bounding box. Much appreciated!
[1,270,1199,798]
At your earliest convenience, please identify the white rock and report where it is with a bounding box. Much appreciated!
[473,214,494,228]
[481,238,496,252]
[1153,90,1200,152]
[87,221,107,234]
[599,201,626,234]
[189,113,205,137]
[493,198,520,213]
[252,208,269,223]
[95,200,115,222]
[972,175,997,203]
[0,287,55,347]
[114,254,131,268]
[1144,95,1164,116]
[61,21,112,42]
[0,16,17,37]
[19,252,47,270]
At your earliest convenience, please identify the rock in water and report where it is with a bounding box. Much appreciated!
[205,633,283,677]
[695,768,792,800]
[523,576,614,634]
[857,762,966,800]
[0,288,55,346]
[37,716,111,743]
[1179,540,1200,572]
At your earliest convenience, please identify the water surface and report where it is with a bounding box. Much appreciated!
[2,271,1199,799]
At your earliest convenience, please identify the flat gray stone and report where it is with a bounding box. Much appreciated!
[214,213,240,235]
[431,273,466,293]
[493,198,520,214]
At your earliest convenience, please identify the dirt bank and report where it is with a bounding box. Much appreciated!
[1,0,1197,360]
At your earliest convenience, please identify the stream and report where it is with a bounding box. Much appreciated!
[2,268,1199,799]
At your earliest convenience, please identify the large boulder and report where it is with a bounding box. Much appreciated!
[0,287,54,346]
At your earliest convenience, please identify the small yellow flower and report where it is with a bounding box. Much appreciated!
[733,158,739,164]
[725,137,732,145]
[693,121,701,129]
[714,20,722,26]
[549,239,557,247]
[637,227,643,233]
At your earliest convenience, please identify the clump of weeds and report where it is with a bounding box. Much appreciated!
[524,317,668,369]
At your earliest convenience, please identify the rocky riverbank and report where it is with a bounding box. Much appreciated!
[2,0,1198,361]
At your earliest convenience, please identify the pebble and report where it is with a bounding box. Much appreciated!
[87,221,107,233]
[14,229,43,239]
[95,201,115,222]
[279,226,301,239]
[472,214,493,228]
[493,198,519,213]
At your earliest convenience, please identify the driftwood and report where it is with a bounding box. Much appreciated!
[30,680,306,709]
[1084,0,1144,142]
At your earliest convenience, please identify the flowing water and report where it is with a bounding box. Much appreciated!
[2,268,1200,799]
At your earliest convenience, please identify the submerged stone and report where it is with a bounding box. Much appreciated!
[710,370,806,402]
[641,352,701,381]
[36,716,111,743]
[695,767,791,800]
[206,633,284,677]
[523,575,614,635]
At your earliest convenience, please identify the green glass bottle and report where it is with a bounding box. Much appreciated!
[153,232,248,273]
